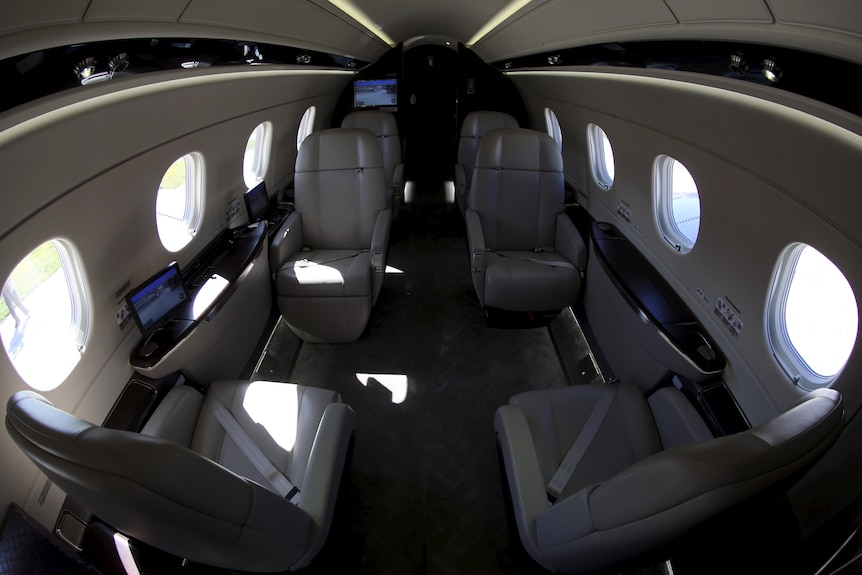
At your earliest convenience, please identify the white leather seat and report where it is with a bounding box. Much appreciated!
[454,111,519,216]
[341,110,404,218]
[271,127,391,343]
[5,380,356,573]
[494,383,844,574]
[465,128,586,316]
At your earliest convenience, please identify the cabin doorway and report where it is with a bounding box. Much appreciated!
[402,43,458,186]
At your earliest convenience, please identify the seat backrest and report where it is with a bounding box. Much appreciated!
[5,390,311,573]
[341,111,402,194]
[469,128,565,251]
[294,127,388,250]
[457,111,519,190]
[536,388,845,574]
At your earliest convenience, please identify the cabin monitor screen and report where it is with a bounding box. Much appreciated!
[354,78,397,108]
[126,261,188,336]
[244,180,269,222]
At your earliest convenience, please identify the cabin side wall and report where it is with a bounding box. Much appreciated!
[0,68,349,527]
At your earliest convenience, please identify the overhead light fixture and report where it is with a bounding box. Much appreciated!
[729,52,749,76]
[73,57,97,82]
[108,52,129,74]
[466,0,532,47]
[761,58,782,83]
[326,0,396,47]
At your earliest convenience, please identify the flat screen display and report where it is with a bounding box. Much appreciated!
[126,261,188,337]
[354,78,397,108]
[244,180,270,222]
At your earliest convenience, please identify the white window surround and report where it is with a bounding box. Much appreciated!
[243,122,273,189]
[156,153,204,253]
[654,155,700,254]
[297,106,316,151]
[544,107,562,149]
[1,239,90,391]
[587,123,615,190]
[767,243,858,388]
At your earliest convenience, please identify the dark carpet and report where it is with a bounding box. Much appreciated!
[255,183,570,575]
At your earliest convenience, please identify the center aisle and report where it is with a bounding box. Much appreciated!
[260,185,568,575]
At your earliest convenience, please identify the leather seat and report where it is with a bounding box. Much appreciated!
[465,128,586,316]
[271,127,391,343]
[6,380,356,573]
[494,383,844,574]
[341,110,404,218]
[454,111,519,216]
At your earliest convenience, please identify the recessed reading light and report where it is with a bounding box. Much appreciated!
[73,57,96,82]
[762,58,782,83]
[729,53,749,76]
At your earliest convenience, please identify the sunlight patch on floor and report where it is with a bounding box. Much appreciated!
[356,372,408,404]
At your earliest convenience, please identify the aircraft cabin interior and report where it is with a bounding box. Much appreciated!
[1,1,861,574]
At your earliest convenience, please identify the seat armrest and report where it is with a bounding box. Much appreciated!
[393,163,405,203]
[269,211,303,276]
[454,163,467,213]
[465,209,485,270]
[296,403,356,568]
[140,386,204,447]
[465,209,486,305]
[494,405,554,571]
[555,213,587,274]
[371,208,392,273]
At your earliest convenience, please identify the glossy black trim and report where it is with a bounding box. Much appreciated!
[494,40,862,117]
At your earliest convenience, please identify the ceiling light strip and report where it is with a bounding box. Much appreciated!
[466,0,532,47]
[326,0,396,47]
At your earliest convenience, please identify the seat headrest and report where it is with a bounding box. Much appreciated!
[341,111,399,138]
[460,111,519,137]
[475,128,564,173]
[296,127,383,172]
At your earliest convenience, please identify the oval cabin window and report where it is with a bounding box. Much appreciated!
[768,244,858,388]
[156,153,204,252]
[545,107,562,149]
[243,122,273,189]
[654,155,701,253]
[587,124,615,190]
[1,240,90,391]
[297,106,316,151]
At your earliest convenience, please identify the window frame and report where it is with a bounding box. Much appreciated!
[243,122,273,189]
[2,239,91,391]
[587,123,614,190]
[767,243,858,389]
[544,107,562,149]
[156,152,205,253]
[653,155,700,254]
[297,106,316,151]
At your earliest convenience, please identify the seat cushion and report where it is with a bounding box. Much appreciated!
[192,380,342,493]
[484,251,581,312]
[276,249,372,298]
[508,383,661,499]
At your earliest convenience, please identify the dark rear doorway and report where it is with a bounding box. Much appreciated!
[402,43,458,187]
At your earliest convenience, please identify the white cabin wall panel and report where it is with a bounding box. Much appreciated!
[0,1,88,35]
[0,68,346,525]
[768,0,862,39]
[496,0,676,53]
[510,71,862,420]
[0,68,350,239]
[664,0,773,23]
[180,0,384,60]
[84,0,191,23]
